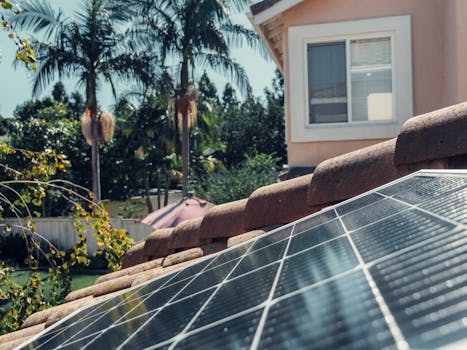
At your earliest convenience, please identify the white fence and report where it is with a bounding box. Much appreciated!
[3,217,154,255]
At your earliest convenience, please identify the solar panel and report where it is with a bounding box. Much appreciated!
[17,170,467,350]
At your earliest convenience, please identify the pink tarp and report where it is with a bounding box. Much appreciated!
[140,195,214,229]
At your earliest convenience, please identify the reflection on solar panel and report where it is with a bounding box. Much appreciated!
[18,170,467,349]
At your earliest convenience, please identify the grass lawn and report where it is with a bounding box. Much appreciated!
[4,270,101,292]
[0,270,102,316]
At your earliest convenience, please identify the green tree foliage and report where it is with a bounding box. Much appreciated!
[6,85,92,214]
[219,70,286,168]
[108,93,175,209]
[191,153,278,204]
[128,0,261,195]
[13,0,153,201]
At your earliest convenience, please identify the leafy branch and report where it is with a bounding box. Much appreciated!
[1,0,37,70]
[0,143,134,334]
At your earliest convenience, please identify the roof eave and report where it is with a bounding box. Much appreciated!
[250,0,304,25]
[247,12,285,74]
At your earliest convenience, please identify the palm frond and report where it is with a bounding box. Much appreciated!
[222,23,270,59]
[197,52,252,97]
[32,41,85,96]
[13,0,66,40]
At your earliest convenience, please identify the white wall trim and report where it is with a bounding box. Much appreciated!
[252,0,304,25]
[288,15,413,142]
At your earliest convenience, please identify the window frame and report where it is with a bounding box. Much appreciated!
[288,16,412,142]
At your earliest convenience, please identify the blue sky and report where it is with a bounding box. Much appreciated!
[0,0,276,117]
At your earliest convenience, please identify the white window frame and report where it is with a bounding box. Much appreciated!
[288,16,412,142]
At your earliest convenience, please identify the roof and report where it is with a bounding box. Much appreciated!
[140,195,214,229]
[250,0,282,15]
[2,101,467,349]
[248,0,304,71]
[250,0,303,17]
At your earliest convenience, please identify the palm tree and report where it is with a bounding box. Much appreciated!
[14,0,151,201]
[129,0,261,195]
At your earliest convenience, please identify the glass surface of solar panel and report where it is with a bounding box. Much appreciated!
[18,171,467,350]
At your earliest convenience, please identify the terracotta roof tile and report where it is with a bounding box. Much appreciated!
[0,323,45,346]
[142,228,175,259]
[0,334,34,350]
[395,102,467,164]
[171,217,203,249]
[95,258,164,284]
[91,274,137,298]
[131,258,205,287]
[162,242,226,268]
[307,139,449,207]
[121,241,150,269]
[227,229,266,248]
[199,199,248,239]
[244,174,313,230]
[22,296,94,329]
[44,296,98,327]
[138,218,205,266]
[64,284,95,303]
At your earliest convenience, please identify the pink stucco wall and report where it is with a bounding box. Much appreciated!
[282,0,467,166]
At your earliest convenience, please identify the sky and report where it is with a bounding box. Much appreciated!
[0,0,276,117]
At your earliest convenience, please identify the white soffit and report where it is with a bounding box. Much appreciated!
[251,0,304,25]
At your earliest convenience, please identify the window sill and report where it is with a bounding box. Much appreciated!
[293,120,401,142]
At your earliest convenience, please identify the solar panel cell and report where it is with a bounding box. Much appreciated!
[336,192,385,215]
[175,309,263,349]
[259,271,397,350]
[380,175,466,204]
[287,218,345,255]
[190,263,279,329]
[230,240,286,278]
[351,209,456,263]
[167,257,214,284]
[370,229,467,348]
[122,281,192,320]
[420,186,467,224]
[251,226,292,250]
[293,210,337,236]
[118,289,212,349]
[275,237,359,297]
[174,260,238,300]
[207,243,251,267]
[341,198,409,231]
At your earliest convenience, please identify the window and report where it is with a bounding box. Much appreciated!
[288,16,412,142]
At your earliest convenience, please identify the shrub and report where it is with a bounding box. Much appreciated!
[192,153,278,204]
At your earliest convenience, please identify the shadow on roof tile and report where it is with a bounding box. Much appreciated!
[244,174,313,230]
[199,199,248,239]
[395,102,467,164]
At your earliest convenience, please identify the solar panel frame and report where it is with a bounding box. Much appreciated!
[16,170,467,350]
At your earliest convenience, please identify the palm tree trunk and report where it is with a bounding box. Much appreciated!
[88,77,101,202]
[181,57,189,196]
[164,171,169,206]
[91,113,101,201]
[143,167,153,213]
[89,4,101,202]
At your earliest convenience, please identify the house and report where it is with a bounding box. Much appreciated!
[248,0,467,170]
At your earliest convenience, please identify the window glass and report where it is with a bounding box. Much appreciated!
[350,38,392,121]
[307,42,347,124]
[307,37,393,124]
